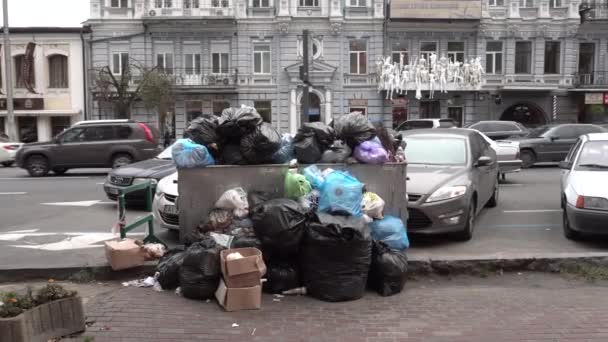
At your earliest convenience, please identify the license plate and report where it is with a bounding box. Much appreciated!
[164,204,179,215]
[107,187,120,195]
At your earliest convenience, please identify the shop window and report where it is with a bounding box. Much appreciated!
[213,100,230,116]
[254,100,272,123]
[448,107,464,127]
[17,117,38,143]
[186,100,203,123]
[51,117,71,137]
[515,41,532,74]
[48,55,68,88]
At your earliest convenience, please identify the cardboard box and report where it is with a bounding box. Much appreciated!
[220,247,267,288]
[215,278,262,312]
[104,239,146,271]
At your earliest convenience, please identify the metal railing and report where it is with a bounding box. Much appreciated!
[167,68,238,87]
[145,0,236,17]
[573,71,608,87]
[116,180,164,246]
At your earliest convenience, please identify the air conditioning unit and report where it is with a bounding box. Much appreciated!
[223,78,230,85]
[208,75,216,84]
[148,9,157,16]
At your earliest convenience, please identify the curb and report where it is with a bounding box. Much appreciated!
[4,255,608,283]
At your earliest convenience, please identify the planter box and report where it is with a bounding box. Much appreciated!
[0,296,85,342]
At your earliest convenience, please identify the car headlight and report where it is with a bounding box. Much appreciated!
[426,185,467,203]
[576,196,608,211]
[133,178,158,186]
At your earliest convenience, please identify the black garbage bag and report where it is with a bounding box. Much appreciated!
[179,239,225,300]
[220,144,247,165]
[299,122,336,148]
[368,241,408,297]
[156,246,187,290]
[217,108,242,140]
[184,114,219,146]
[240,123,282,164]
[248,191,273,209]
[263,262,300,294]
[332,112,377,148]
[235,105,263,131]
[300,213,372,302]
[293,135,323,164]
[320,140,352,163]
[251,199,307,256]
[230,236,263,250]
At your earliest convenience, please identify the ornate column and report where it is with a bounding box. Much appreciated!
[290,88,298,135]
[325,88,332,125]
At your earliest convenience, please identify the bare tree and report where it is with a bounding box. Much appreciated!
[139,69,174,137]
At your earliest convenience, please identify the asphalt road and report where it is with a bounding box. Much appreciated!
[0,165,607,271]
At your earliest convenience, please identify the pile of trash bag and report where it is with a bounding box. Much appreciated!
[368,240,408,296]
[320,140,351,163]
[272,134,295,164]
[263,261,300,294]
[184,114,219,146]
[332,112,377,149]
[251,199,307,256]
[318,171,364,217]
[172,139,215,169]
[369,215,409,251]
[156,246,187,290]
[292,122,336,164]
[354,139,389,165]
[240,123,282,164]
[284,171,312,200]
[179,239,225,300]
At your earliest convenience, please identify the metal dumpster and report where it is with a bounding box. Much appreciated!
[178,163,407,242]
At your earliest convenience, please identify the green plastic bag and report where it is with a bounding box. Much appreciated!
[285,170,312,200]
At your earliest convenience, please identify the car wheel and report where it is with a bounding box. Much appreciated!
[1,161,14,167]
[26,156,50,177]
[563,209,580,240]
[486,181,499,208]
[111,154,133,169]
[52,167,68,175]
[520,150,536,169]
[455,203,476,241]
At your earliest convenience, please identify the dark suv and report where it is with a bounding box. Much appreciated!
[16,120,162,177]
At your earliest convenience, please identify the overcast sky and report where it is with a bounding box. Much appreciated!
[0,0,88,27]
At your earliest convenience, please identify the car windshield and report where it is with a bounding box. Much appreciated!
[575,141,608,170]
[404,136,467,165]
[157,145,173,160]
[526,126,552,138]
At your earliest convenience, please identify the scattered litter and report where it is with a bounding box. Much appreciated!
[175,287,182,296]
[252,328,257,336]
[226,252,244,261]
[517,272,523,275]
[153,282,163,292]
[141,243,167,260]
[273,298,281,302]
[273,294,285,298]
[282,287,307,295]
[122,276,156,288]
[232,323,239,327]
[206,299,211,303]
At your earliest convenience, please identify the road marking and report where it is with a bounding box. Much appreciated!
[483,224,561,229]
[96,182,105,185]
[0,231,144,243]
[500,184,524,187]
[503,209,562,213]
[0,192,27,195]
[42,200,102,207]
[0,177,91,180]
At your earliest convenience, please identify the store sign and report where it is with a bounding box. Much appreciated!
[585,93,604,105]
[0,98,44,110]
[604,93,608,105]
[390,0,482,19]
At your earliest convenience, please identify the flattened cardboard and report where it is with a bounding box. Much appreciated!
[220,247,267,288]
[215,278,262,312]
[104,239,146,271]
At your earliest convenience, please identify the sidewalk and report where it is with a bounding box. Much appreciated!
[8,273,608,342]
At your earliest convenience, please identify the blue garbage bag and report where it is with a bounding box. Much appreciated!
[172,138,215,169]
[272,134,295,164]
[369,215,409,250]
[318,171,363,216]
[303,165,325,189]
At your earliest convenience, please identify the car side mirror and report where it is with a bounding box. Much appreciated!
[475,156,493,167]
[549,136,559,141]
[559,161,573,169]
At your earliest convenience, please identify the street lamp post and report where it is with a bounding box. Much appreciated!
[2,0,16,141]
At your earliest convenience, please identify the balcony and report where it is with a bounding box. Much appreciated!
[581,0,608,20]
[169,68,238,91]
[145,0,235,18]
[247,6,276,16]
[389,0,482,20]
[573,71,608,88]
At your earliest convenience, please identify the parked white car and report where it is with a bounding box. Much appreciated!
[0,137,23,167]
[153,171,179,231]
[560,133,608,240]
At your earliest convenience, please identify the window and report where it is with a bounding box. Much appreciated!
[252,0,270,7]
[448,107,463,127]
[515,41,532,74]
[253,45,271,74]
[185,53,201,75]
[60,127,85,143]
[419,42,437,61]
[211,0,229,7]
[212,53,229,74]
[111,0,128,8]
[485,41,503,74]
[183,0,199,8]
[349,0,366,6]
[553,125,579,139]
[112,52,129,75]
[116,126,132,139]
[391,50,409,65]
[83,126,116,141]
[349,40,367,75]
[254,100,272,123]
[48,55,68,88]
[578,42,595,76]
[447,42,465,63]
[156,53,174,74]
[299,0,319,7]
[405,137,467,165]
[575,141,608,170]
[155,0,172,7]
[544,41,560,74]
[14,55,35,89]
[186,101,203,123]
[350,107,367,115]
[298,38,322,60]
[550,0,562,7]
[519,0,535,7]
[213,101,230,116]
[565,138,582,162]
[488,0,504,6]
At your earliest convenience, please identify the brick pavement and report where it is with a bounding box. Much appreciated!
[73,273,608,342]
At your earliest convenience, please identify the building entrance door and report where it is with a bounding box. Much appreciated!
[301,92,322,124]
